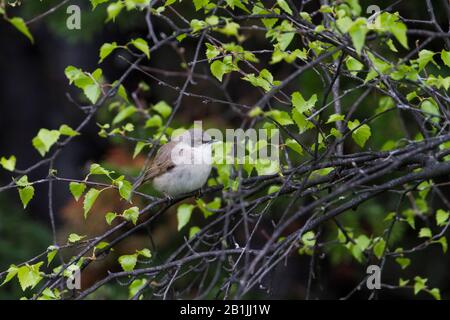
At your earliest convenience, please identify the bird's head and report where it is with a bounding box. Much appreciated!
[173,128,218,147]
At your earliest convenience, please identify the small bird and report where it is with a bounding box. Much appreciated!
[135,128,215,197]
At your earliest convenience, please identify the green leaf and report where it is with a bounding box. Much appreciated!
[330,128,342,139]
[326,114,345,124]
[59,124,80,137]
[137,248,152,258]
[414,276,427,295]
[116,84,129,102]
[65,66,103,105]
[418,227,432,238]
[396,257,411,269]
[416,50,436,71]
[271,47,306,64]
[105,212,117,225]
[399,278,409,287]
[119,254,137,271]
[276,21,295,50]
[355,234,370,251]
[226,0,250,12]
[47,248,58,266]
[152,101,172,118]
[99,42,118,62]
[39,288,60,300]
[32,129,61,157]
[255,158,280,176]
[196,197,221,218]
[344,0,361,16]
[348,120,371,148]
[386,39,398,52]
[84,83,101,104]
[441,50,450,68]
[436,209,449,227]
[243,70,274,92]
[130,38,150,59]
[145,115,163,129]
[177,204,195,231]
[205,43,220,61]
[68,233,86,243]
[285,138,303,155]
[429,288,441,300]
[345,56,364,75]
[112,106,136,125]
[64,65,84,84]
[193,0,209,11]
[1,265,19,286]
[106,1,124,21]
[9,17,34,43]
[1,155,16,172]
[210,60,227,82]
[292,92,317,114]
[378,96,395,112]
[276,0,292,15]
[128,279,147,299]
[17,262,43,291]
[248,106,263,118]
[117,179,132,201]
[425,75,450,91]
[388,16,408,49]
[267,185,281,194]
[125,0,151,9]
[217,21,240,38]
[402,209,416,229]
[292,109,314,134]
[176,33,187,42]
[336,16,353,33]
[16,175,30,188]
[348,18,368,54]
[89,163,111,176]
[436,237,448,253]
[265,110,293,125]
[301,231,316,247]
[69,182,86,201]
[95,242,110,251]
[420,99,440,122]
[91,0,109,9]
[373,239,386,259]
[123,206,139,225]
[19,185,35,209]
[189,226,201,239]
[377,12,408,49]
[133,141,150,158]
[83,188,101,218]
[312,167,334,177]
[190,19,207,33]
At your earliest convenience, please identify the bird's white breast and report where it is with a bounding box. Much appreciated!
[153,144,212,196]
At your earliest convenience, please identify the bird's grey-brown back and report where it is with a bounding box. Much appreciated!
[142,140,177,181]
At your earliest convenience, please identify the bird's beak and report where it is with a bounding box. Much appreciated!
[208,138,220,144]
[203,138,220,144]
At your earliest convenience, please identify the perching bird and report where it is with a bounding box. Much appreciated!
[134,129,215,197]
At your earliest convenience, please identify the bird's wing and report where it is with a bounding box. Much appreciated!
[143,141,176,181]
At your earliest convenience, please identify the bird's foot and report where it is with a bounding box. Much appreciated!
[163,193,174,202]
[195,187,206,199]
